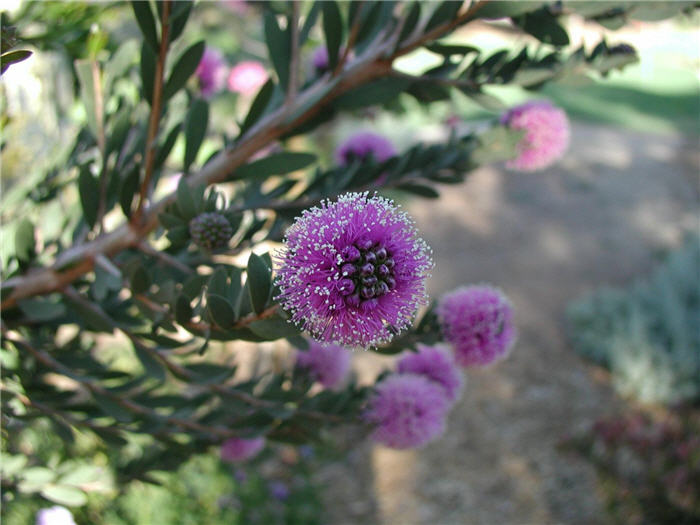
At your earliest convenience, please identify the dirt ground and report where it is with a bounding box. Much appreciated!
[317,122,699,525]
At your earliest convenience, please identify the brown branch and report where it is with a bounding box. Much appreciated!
[0,2,487,310]
[134,0,172,223]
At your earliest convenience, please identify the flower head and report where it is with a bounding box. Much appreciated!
[500,100,570,171]
[437,285,516,367]
[312,45,330,71]
[335,132,396,166]
[189,212,234,250]
[36,506,76,525]
[296,340,352,389]
[397,344,463,404]
[275,192,433,348]
[220,436,265,462]
[196,47,228,98]
[227,60,268,96]
[364,373,449,449]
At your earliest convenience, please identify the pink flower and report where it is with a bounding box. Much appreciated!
[500,100,570,171]
[36,507,76,525]
[196,47,228,98]
[364,373,450,449]
[397,344,463,404]
[220,436,265,462]
[437,285,516,367]
[296,341,352,389]
[227,60,268,96]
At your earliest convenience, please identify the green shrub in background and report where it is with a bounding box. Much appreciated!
[567,237,700,404]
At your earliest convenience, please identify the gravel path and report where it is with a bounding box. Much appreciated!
[319,122,699,525]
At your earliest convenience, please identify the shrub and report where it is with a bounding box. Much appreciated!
[567,238,700,404]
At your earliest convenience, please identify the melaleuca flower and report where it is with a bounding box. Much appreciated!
[335,132,396,166]
[220,436,265,462]
[500,100,570,171]
[364,373,449,449]
[189,212,234,250]
[312,45,330,72]
[397,344,463,404]
[437,285,516,367]
[311,45,350,73]
[275,192,434,348]
[296,340,352,389]
[196,47,228,98]
[35,506,77,525]
[227,60,268,95]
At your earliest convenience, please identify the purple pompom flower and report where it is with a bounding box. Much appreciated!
[296,340,352,389]
[437,285,516,367]
[397,344,463,404]
[364,373,449,449]
[220,436,265,462]
[36,506,76,525]
[500,100,570,172]
[275,192,433,348]
[335,132,396,166]
[268,480,290,501]
[312,45,330,71]
[196,47,228,98]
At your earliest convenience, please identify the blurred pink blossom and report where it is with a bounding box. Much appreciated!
[227,61,268,96]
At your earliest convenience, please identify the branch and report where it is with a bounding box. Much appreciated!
[0,2,488,310]
[134,0,172,222]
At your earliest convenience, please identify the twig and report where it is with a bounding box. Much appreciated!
[134,0,172,223]
[138,242,193,274]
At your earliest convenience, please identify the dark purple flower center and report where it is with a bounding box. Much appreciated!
[339,239,396,305]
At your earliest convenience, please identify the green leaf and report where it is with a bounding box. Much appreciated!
[59,465,103,487]
[94,393,132,422]
[334,77,412,110]
[169,1,194,42]
[248,317,300,339]
[174,294,193,324]
[133,344,166,382]
[0,49,32,74]
[0,455,27,478]
[20,467,55,486]
[426,43,479,56]
[264,12,290,89]
[176,176,197,220]
[140,42,156,105]
[64,295,114,333]
[119,164,140,218]
[322,2,343,71]
[182,275,207,300]
[128,264,150,295]
[229,152,317,181]
[18,298,66,321]
[14,218,35,262]
[514,8,570,46]
[41,485,88,507]
[75,60,103,145]
[426,1,463,31]
[299,2,321,45]
[239,79,274,136]
[399,4,420,47]
[476,1,544,19]
[183,98,208,173]
[163,40,205,100]
[207,294,236,327]
[247,253,272,314]
[78,167,99,228]
[155,123,181,169]
[396,183,439,198]
[131,0,159,52]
